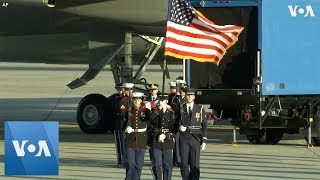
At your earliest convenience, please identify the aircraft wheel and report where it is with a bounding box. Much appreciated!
[77,94,110,134]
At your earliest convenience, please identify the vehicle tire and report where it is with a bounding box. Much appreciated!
[246,135,266,144]
[311,137,320,146]
[246,135,258,144]
[77,94,110,134]
[266,128,284,145]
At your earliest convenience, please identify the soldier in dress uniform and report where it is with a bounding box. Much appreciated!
[170,80,187,168]
[146,83,160,102]
[119,83,135,167]
[123,92,150,180]
[145,83,160,177]
[120,83,135,114]
[110,83,125,167]
[150,96,176,180]
[171,80,187,112]
[178,88,207,180]
[167,81,177,107]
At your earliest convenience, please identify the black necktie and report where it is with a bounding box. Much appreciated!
[188,106,192,119]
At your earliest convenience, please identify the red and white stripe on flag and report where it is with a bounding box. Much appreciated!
[164,10,244,65]
[144,101,172,111]
[144,101,157,110]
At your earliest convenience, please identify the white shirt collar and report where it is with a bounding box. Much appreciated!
[186,102,194,112]
[163,107,167,113]
[152,95,157,101]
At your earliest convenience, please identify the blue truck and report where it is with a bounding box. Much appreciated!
[186,0,320,145]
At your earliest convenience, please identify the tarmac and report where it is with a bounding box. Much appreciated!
[1,124,320,179]
[0,63,320,179]
[0,63,183,122]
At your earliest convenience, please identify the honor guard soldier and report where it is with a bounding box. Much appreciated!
[119,83,135,167]
[110,83,125,167]
[178,88,207,180]
[150,96,176,180]
[171,80,187,112]
[171,79,187,168]
[124,92,150,180]
[146,83,160,102]
[167,81,177,107]
[120,83,135,116]
[145,83,160,177]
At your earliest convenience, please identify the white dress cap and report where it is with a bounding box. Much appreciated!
[132,92,144,98]
[175,80,186,84]
[149,84,159,90]
[169,81,177,87]
[123,83,134,88]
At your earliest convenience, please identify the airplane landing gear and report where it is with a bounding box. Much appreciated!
[77,94,111,134]
[74,32,163,134]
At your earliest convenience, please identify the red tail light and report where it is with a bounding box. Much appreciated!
[244,112,252,121]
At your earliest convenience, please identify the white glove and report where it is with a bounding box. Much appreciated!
[179,125,187,132]
[125,126,133,134]
[201,143,206,151]
[159,100,166,107]
[158,134,166,142]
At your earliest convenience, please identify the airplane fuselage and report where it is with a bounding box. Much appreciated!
[55,0,168,27]
[1,0,167,35]
[0,0,168,63]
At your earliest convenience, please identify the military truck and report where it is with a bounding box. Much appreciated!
[187,0,320,145]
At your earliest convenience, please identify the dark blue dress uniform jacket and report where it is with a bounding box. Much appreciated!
[145,95,160,102]
[150,107,176,149]
[124,106,151,150]
[110,93,123,130]
[181,104,207,144]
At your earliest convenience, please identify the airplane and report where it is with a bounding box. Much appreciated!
[1,0,170,134]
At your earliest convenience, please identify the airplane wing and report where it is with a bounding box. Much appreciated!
[1,0,167,89]
[67,44,124,89]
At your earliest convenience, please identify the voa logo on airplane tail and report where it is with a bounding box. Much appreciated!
[5,121,59,176]
[288,5,315,17]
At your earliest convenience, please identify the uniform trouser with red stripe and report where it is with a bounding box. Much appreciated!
[179,132,201,180]
[114,130,126,165]
[125,148,146,180]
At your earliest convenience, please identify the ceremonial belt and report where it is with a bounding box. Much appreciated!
[134,128,147,132]
[188,126,201,129]
[154,128,170,132]
[161,129,170,133]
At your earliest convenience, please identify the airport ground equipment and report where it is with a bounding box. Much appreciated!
[186,0,320,146]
